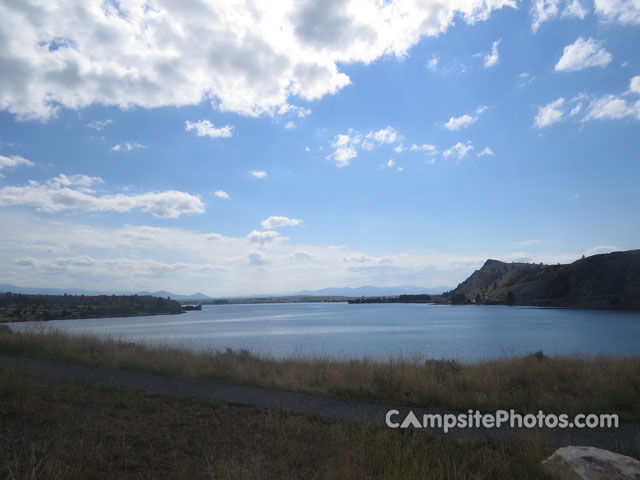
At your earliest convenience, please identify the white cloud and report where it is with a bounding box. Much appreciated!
[555,37,612,72]
[366,126,398,144]
[0,175,204,218]
[444,114,476,130]
[110,142,144,152]
[362,126,400,151]
[444,105,487,130]
[531,0,560,31]
[85,119,112,130]
[531,0,587,31]
[14,256,37,267]
[291,250,313,261]
[325,126,410,166]
[478,146,495,156]
[213,190,230,200]
[0,155,33,176]
[535,97,565,128]
[247,252,269,266]
[629,76,640,94]
[443,141,474,160]
[0,0,517,121]
[304,146,311,152]
[387,159,396,167]
[361,140,375,151]
[246,230,284,245]
[569,103,583,116]
[516,72,535,88]
[595,0,640,24]
[46,174,104,193]
[261,216,303,229]
[285,121,296,130]
[10,252,229,289]
[185,120,233,138]
[250,170,267,179]
[483,39,501,68]
[410,144,436,153]
[585,95,640,120]
[427,55,440,71]
[326,131,361,167]
[535,78,640,127]
[277,104,312,118]
[563,0,588,18]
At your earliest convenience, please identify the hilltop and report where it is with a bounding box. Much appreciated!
[445,249,640,310]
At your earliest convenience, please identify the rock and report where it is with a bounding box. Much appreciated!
[543,446,640,480]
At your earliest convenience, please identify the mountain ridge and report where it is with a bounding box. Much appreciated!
[288,285,450,297]
[0,283,450,300]
[0,284,212,301]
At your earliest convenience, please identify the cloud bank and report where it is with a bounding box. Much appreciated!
[0,175,204,218]
[0,0,517,120]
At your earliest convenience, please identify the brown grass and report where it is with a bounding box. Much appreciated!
[0,365,555,479]
[1,325,639,420]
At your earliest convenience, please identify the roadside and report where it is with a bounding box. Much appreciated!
[2,355,638,458]
[0,365,555,479]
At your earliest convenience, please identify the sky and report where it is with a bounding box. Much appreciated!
[0,0,639,296]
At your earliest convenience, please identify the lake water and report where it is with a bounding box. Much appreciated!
[6,303,640,362]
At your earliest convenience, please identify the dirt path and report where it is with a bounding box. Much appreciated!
[2,355,638,457]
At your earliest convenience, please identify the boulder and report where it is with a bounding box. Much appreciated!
[543,446,640,480]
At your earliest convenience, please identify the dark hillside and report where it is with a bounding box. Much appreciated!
[0,293,184,322]
[446,249,640,310]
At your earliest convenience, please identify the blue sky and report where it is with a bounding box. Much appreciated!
[0,0,639,296]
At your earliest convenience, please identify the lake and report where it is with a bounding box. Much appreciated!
[7,303,640,362]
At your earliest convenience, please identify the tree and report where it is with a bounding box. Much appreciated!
[450,293,467,305]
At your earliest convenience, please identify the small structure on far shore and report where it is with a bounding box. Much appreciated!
[181,304,202,311]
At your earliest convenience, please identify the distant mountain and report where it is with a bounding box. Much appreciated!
[0,284,211,301]
[447,249,640,310]
[0,284,120,296]
[290,285,451,297]
[135,291,212,300]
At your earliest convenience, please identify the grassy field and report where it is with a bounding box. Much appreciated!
[0,365,554,479]
[2,325,640,421]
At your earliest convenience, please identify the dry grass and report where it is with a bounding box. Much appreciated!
[1,325,639,420]
[0,365,554,479]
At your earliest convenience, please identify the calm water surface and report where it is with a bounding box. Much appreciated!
[7,303,640,362]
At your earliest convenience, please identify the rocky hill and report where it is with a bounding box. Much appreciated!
[446,249,640,310]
